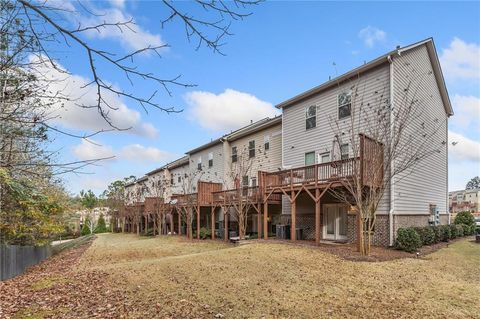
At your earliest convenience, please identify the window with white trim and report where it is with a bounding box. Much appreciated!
[197,157,202,170]
[208,152,213,167]
[340,144,349,160]
[232,146,237,163]
[305,152,315,166]
[306,105,316,129]
[264,135,270,151]
[338,91,352,119]
[251,177,257,187]
[249,140,255,158]
[319,152,330,163]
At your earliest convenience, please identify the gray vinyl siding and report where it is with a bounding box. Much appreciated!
[392,45,448,215]
[188,142,225,187]
[227,123,282,188]
[282,64,391,215]
[169,163,190,195]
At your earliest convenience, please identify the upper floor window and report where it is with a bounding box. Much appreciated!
[251,177,257,187]
[197,157,202,170]
[178,176,181,183]
[338,92,352,119]
[319,152,330,163]
[242,176,249,188]
[306,105,316,129]
[305,151,315,166]
[170,178,174,185]
[249,140,255,158]
[208,152,213,168]
[264,135,270,151]
[232,146,238,163]
[340,144,349,160]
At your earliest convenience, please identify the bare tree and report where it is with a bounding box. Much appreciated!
[175,169,204,239]
[328,67,447,255]
[225,144,263,239]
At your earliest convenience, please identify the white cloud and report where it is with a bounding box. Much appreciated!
[73,3,164,52]
[449,131,480,162]
[31,55,158,138]
[120,144,172,162]
[440,38,480,81]
[185,89,280,132]
[72,139,115,161]
[451,94,480,129]
[358,26,386,48]
[72,140,173,163]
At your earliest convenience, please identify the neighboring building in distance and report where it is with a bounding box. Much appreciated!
[449,189,480,217]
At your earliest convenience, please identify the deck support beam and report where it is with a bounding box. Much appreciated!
[257,206,262,239]
[178,211,181,235]
[315,189,321,245]
[291,191,296,241]
[224,208,229,242]
[197,205,200,239]
[263,202,268,240]
[211,206,215,240]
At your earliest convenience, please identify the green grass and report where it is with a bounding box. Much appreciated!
[79,234,480,318]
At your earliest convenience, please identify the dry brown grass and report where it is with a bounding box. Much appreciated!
[79,234,480,318]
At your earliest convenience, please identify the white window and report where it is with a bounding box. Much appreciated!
[264,135,270,151]
[249,140,255,158]
[251,177,257,187]
[338,91,351,119]
[305,152,315,166]
[208,152,213,167]
[197,157,202,170]
[340,144,349,160]
[306,105,316,129]
[231,146,237,163]
[319,152,330,163]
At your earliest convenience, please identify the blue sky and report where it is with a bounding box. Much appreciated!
[45,1,480,195]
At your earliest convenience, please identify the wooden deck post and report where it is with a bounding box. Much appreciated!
[211,206,215,240]
[197,205,200,239]
[178,210,181,235]
[315,189,321,245]
[291,191,296,241]
[224,208,229,242]
[263,202,268,240]
[257,204,262,239]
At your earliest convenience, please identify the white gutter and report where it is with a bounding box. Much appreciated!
[388,54,395,246]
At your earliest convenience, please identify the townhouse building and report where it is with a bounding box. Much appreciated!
[449,189,480,217]
[121,38,452,247]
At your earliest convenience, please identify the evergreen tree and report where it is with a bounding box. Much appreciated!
[95,214,108,233]
[81,220,91,236]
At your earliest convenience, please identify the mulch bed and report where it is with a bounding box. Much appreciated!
[0,241,128,319]
[251,236,476,262]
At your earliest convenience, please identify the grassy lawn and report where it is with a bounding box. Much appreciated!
[76,233,480,318]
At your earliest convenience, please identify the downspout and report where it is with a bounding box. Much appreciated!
[388,54,395,246]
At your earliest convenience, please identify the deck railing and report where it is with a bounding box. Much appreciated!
[212,186,281,205]
[264,157,359,189]
[172,193,198,206]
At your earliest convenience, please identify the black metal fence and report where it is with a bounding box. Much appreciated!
[0,244,52,281]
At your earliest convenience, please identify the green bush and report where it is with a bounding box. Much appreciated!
[439,225,451,242]
[449,224,459,239]
[454,211,475,227]
[430,226,441,244]
[199,227,212,239]
[467,224,477,236]
[475,226,480,235]
[455,224,464,237]
[94,214,108,233]
[80,222,91,236]
[414,227,436,246]
[395,228,422,253]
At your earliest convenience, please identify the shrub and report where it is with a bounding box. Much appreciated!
[199,227,212,239]
[454,211,475,227]
[414,227,436,246]
[430,226,441,244]
[395,228,422,253]
[80,222,91,236]
[94,214,108,233]
[439,225,451,242]
[467,224,477,236]
[476,226,480,235]
[455,224,464,237]
[449,224,458,239]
